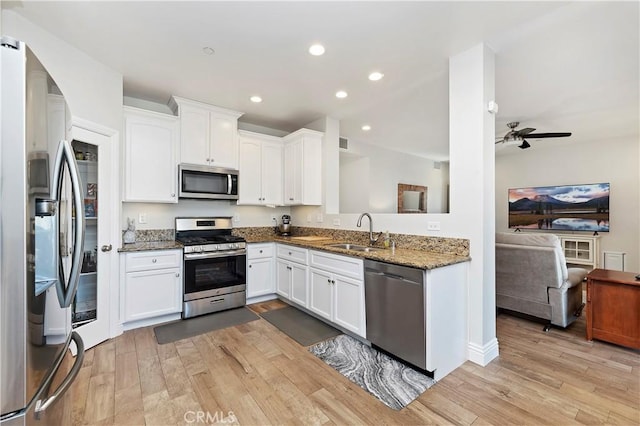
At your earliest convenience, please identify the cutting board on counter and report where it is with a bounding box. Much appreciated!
[289,236,333,242]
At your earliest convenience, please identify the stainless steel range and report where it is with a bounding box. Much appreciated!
[175,217,246,319]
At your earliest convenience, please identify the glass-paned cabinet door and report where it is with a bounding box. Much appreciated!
[71,140,98,328]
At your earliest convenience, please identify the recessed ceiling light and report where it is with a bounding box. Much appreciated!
[250,95,262,103]
[309,44,325,56]
[362,125,371,131]
[335,90,348,99]
[368,71,384,81]
[202,47,215,55]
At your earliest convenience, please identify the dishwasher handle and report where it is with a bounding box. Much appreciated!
[365,270,422,286]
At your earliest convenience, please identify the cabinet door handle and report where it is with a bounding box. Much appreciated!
[259,250,263,253]
[101,244,112,252]
[286,266,292,270]
[171,193,175,197]
[175,272,180,277]
[327,278,331,283]
[249,265,252,268]
[152,258,157,263]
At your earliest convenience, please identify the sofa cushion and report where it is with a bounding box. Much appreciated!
[496,232,568,280]
[496,232,559,248]
[567,267,588,287]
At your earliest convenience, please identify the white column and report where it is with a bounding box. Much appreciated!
[449,43,499,365]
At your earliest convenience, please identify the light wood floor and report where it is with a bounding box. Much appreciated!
[64,300,640,425]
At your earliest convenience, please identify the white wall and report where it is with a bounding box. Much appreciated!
[339,139,449,214]
[496,136,640,272]
[294,44,499,367]
[339,152,371,213]
[3,10,122,133]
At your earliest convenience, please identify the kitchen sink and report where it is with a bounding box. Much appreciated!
[327,243,384,252]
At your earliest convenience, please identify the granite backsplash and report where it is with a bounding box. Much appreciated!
[122,229,174,244]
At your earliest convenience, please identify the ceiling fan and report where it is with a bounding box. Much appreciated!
[495,121,572,149]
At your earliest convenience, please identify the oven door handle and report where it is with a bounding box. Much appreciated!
[184,249,246,260]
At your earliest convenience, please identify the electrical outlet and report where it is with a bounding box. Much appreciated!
[306,214,312,223]
[138,213,147,224]
[427,221,441,231]
[271,215,277,222]
[333,218,341,227]
[316,214,323,223]
[233,214,240,223]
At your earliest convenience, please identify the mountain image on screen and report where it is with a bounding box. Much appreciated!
[508,183,610,232]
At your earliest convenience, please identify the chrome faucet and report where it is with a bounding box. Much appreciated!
[357,212,382,245]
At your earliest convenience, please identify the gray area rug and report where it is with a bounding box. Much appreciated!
[309,334,436,410]
[260,306,342,346]
[154,307,259,344]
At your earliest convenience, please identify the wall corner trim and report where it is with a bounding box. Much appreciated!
[467,338,499,366]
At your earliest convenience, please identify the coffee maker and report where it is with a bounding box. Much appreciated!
[278,214,291,236]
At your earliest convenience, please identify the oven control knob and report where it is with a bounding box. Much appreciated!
[193,246,202,253]
[231,243,238,249]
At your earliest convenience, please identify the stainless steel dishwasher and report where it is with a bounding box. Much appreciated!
[364,259,426,370]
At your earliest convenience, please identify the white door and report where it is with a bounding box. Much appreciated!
[123,108,178,203]
[333,274,365,336]
[289,263,308,307]
[308,268,332,321]
[247,257,274,298]
[180,104,210,166]
[69,124,114,350]
[209,112,238,168]
[275,259,291,298]
[261,141,283,205]
[124,268,182,322]
[238,138,262,204]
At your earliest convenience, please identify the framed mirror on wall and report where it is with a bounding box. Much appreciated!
[398,183,427,213]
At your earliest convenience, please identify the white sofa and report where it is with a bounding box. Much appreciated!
[496,232,588,329]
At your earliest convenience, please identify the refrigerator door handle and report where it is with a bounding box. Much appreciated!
[52,139,85,308]
[34,332,85,419]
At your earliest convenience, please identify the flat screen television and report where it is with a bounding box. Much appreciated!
[508,183,610,232]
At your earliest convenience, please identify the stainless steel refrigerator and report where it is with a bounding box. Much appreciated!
[1,37,86,425]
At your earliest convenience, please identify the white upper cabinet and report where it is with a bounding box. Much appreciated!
[123,106,179,203]
[238,130,283,205]
[283,128,323,205]
[170,96,243,169]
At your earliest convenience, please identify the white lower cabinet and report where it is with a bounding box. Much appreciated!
[276,260,307,305]
[121,249,182,327]
[247,243,276,298]
[308,250,366,338]
[276,244,309,305]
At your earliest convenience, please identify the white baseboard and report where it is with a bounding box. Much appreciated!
[246,293,278,305]
[122,312,181,331]
[468,338,499,366]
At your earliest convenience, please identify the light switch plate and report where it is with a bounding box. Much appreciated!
[333,219,341,226]
[138,213,147,224]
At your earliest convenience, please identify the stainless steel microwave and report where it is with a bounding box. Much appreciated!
[178,164,239,200]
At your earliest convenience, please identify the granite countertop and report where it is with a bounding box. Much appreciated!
[117,240,183,253]
[244,235,470,270]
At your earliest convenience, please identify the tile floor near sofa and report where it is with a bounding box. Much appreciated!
[66,300,640,425]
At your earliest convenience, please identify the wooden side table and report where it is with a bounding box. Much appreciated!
[586,269,640,349]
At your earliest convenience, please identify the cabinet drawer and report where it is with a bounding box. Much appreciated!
[125,249,182,272]
[310,250,363,280]
[248,243,274,260]
[277,244,308,265]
